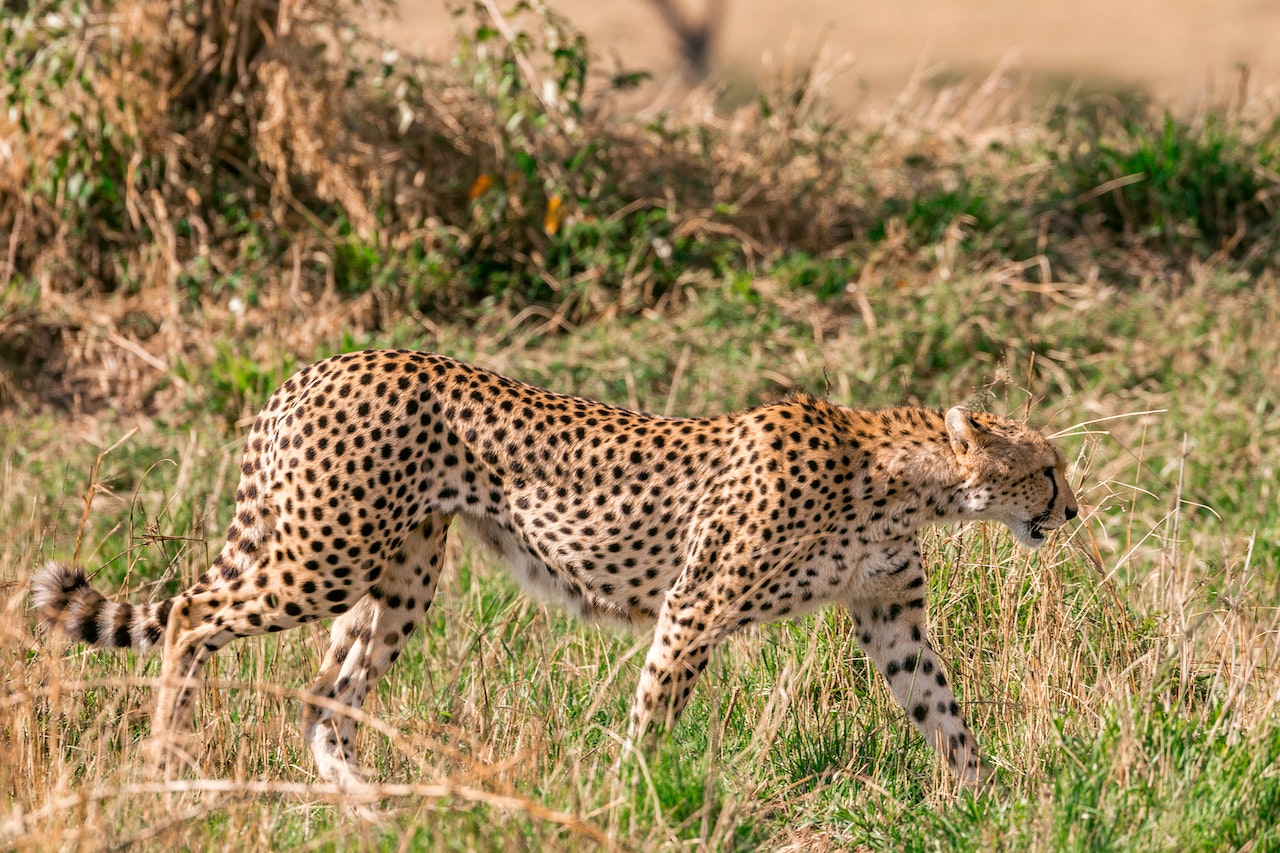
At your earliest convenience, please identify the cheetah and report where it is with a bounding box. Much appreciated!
[32,350,1078,789]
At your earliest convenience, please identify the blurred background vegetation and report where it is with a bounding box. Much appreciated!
[2,0,1277,412]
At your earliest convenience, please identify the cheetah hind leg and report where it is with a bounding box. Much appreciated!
[149,560,275,773]
[148,579,283,777]
[301,514,451,793]
[147,480,279,776]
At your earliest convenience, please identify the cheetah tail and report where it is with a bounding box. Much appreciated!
[30,562,171,653]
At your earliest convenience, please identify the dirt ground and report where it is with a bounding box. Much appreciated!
[379,0,1280,110]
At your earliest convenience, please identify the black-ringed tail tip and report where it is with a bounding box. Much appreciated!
[31,562,170,650]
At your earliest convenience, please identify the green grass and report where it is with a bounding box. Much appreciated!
[1051,105,1280,263]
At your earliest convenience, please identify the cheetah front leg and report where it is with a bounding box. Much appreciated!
[627,584,728,743]
[843,541,994,788]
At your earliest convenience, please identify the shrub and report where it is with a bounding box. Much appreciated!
[1051,102,1280,265]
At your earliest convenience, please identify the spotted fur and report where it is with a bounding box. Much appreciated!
[31,350,1078,788]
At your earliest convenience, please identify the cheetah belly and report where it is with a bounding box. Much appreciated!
[456,514,640,626]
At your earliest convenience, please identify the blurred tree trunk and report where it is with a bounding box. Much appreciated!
[643,0,727,80]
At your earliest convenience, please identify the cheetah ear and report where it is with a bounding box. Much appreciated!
[945,407,992,457]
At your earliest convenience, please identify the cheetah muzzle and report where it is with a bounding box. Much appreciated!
[31,350,1079,793]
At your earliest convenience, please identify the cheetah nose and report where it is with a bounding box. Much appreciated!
[1065,506,1077,521]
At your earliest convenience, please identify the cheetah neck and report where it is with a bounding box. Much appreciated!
[835,405,972,535]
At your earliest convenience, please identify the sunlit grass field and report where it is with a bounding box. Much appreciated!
[5,268,1279,850]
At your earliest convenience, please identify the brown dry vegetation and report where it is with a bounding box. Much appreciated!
[5,0,1276,415]
[2,0,1280,850]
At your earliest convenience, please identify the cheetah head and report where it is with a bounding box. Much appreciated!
[945,406,1079,549]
